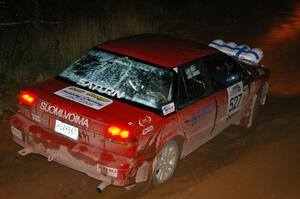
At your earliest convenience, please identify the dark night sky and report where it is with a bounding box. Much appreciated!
[0,0,296,24]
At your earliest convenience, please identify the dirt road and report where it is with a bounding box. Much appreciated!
[1,94,300,199]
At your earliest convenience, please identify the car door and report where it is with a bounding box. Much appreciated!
[177,60,217,156]
[204,53,250,136]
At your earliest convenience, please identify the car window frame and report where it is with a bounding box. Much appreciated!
[176,59,214,111]
[203,52,249,91]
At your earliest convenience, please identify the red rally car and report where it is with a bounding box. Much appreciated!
[10,34,270,191]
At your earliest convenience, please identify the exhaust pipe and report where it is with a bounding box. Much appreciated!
[96,181,110,193]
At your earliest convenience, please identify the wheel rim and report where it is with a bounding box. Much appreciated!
[154,142,178,184]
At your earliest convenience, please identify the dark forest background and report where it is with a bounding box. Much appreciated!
[0,0,297,117]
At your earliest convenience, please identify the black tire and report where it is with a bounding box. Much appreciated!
[152,139,180,186]
[124,140,180,197]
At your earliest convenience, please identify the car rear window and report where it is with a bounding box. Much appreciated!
[58,49,174,110]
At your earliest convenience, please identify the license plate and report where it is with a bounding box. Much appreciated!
[55,120,78,140]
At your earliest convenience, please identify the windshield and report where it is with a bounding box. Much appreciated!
[58,49,174,110]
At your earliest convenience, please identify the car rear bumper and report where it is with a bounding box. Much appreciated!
[10,114,152,187]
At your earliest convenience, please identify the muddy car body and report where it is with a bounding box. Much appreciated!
[10,34,270,190]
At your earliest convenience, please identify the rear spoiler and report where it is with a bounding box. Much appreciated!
[208,39,263,66]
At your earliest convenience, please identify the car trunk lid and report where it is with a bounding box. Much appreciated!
[18,78,151,157]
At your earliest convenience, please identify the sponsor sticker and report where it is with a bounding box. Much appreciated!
[77,79,125,98]
[142,125,154,135]
[138,116,152,126]
[96,164,118,178]
[162,102,175,116]
[191,101,214,126]
[54,86,112,110]
[40,101,89,127]
[185,65,201,79]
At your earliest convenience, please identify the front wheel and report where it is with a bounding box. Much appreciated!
[152,140,179,185]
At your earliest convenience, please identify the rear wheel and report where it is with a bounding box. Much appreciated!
[152,140,179,185]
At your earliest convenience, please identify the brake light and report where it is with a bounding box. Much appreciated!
[19,91,36,106]
[105,125,134,143]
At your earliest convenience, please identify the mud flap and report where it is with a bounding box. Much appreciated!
[260,82,269,105]
[247,94,258,128]
[238,94,258,128]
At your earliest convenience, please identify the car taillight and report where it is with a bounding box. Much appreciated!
[19,91,36,106]
[105,125,135,144]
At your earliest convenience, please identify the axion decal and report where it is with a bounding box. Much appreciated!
[77,79,125,98]
[227,81,243,116]
[40,101,89,127]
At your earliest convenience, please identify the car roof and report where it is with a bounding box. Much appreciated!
[96,34,218,68]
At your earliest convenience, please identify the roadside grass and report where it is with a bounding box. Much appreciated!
[0,14,156,119]
[0,0,279,119]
